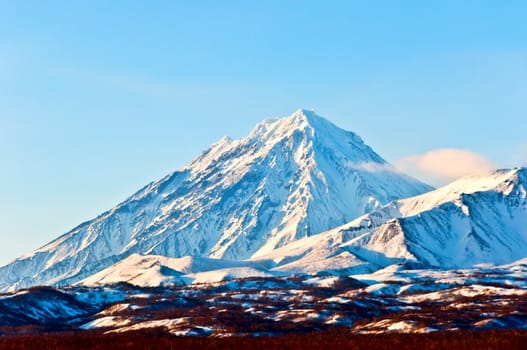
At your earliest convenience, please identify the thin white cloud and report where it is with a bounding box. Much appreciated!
[345,161,396,173]
[396,148,496,186]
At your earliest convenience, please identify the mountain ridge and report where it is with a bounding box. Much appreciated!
[251,167,527,274]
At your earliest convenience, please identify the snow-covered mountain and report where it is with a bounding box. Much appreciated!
[254,167,527,274]
[0,109,431,291]
[77,168,527,288]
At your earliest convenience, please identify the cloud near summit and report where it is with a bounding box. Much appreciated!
[396,148,496,186]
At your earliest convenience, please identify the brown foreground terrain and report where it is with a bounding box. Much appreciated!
[1,273,527,339]
[0,329,526,350]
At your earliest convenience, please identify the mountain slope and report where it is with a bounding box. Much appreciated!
[0,109,431,291]
[255,167,527,273]
[79,253,274,287]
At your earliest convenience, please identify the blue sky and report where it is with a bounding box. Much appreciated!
[1,1,526,264]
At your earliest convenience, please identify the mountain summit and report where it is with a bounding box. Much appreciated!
[0,109,431,291]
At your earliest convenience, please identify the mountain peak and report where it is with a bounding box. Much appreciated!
[247,109,377,164]
[253,108,332,131]
[249,108,326,139]
[289,107,321,122]
[282,108,345,133]
[286,108,346,135]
